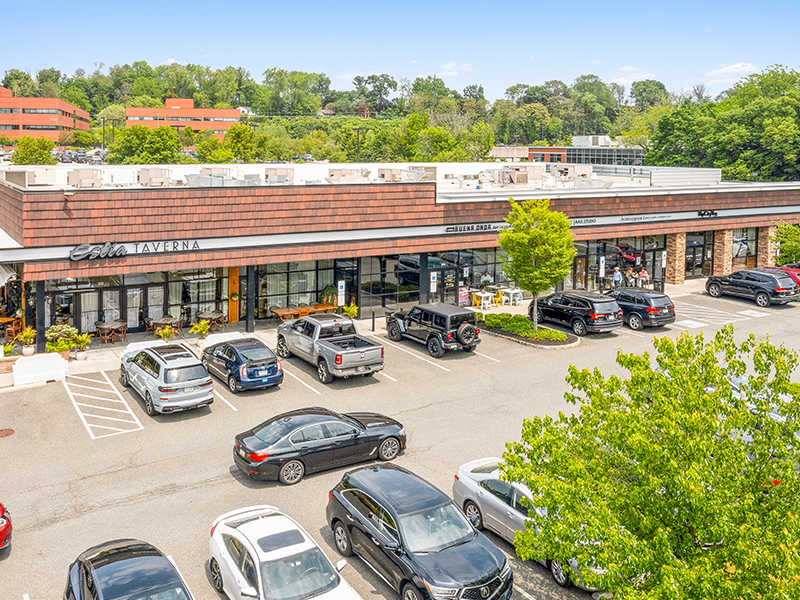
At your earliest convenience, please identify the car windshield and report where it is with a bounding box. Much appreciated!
[254,419,298,444]
[318,322,357,338]
[650,296,672,307]
[397,502,474,554]
[93,554,191,600]
[260,547,339,600]
[164,365,208,384]
[240,347,275,362]
[593,301,619,313]
[776,276,795,288]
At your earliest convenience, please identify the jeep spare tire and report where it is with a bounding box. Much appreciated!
[457,322,477,345]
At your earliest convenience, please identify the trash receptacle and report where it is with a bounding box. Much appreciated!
[653,278,664,293]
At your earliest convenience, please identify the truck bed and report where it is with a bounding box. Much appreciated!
[323,336,379,351]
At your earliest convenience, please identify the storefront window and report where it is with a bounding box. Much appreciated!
[732,228,758,269]
[572,237,666,291]
[167,268,228,322]
[253,260,337,319]
[361,255,419,317]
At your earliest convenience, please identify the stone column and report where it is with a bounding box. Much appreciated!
[757,225,777,267]
[665,232,686,285]
[713,229,734,276]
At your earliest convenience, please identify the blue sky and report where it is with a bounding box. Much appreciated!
[3,0,800,102]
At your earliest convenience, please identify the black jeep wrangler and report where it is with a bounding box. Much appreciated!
[385,302,481,358]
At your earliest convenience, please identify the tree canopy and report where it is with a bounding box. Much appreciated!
[503,325,800,599]
[11,136,57,165]
[771,219,800,264]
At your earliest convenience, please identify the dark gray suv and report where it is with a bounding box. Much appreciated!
[706,268,800,307]
[530,292,623,336]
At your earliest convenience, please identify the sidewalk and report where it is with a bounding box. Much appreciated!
[0,278,709,389]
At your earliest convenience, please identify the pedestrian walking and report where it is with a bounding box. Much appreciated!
[612,266,623,289]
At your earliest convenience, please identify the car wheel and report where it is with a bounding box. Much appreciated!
[378,437,400,461]
[549,559,573,588]
[387,322,402,341]
[456,322,477,345]
[209,558,224,592]
[144,392,156,416]
[708,283,722,297]
[628,314,643,330]
[278,460,305,485]
[402,583,424,600]
[536,308,545,325]
[462,345,476,352]
[755,292,770,307]
[276,337,291,359]
[427,337,445,358]
[464,500,484,530]
[317,360,334,384]
[228,376,239,394]
[571,319,586,336]
[333,521,354,556]
[120,367,129,387]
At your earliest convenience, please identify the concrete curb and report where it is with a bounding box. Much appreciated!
[480,328,582,350]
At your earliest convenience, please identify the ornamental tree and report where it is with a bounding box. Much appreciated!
[503,325,800,599]
[771,218,800,265]
[498,198,574,329]
[10,136,57,165]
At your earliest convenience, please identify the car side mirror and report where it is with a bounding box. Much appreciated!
[383,539,400,551]
[241,586,259,598]
[336,559,347,572]
[124,357,133,364]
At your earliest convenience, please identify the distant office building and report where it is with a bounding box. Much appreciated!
[0,86,91,142]
[126,99,241,140]
[490,134,645,166]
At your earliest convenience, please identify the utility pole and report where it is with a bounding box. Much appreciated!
[355,127,364,163]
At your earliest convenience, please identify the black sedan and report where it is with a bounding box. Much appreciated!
[327,464,513,600]
[605,289,675,330]
[233,407,406,485]
[64,539,193,600]
[201,337,283,393]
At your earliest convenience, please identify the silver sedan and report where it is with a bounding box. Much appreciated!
[452,457,602,591]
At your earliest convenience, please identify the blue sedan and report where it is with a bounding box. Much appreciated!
[201,337,283,393]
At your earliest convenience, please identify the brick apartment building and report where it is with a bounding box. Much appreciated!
[126,98,241,140]
[0,86,91,142]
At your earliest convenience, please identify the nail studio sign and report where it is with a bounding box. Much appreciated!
[69,240,201,261]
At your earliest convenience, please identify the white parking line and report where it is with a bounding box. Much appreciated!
[63,372,144,440]
[475,351,501,362]
[75,403,135,414]
[378,371,397,382]
[68,382,119,393]
[71,392,125,403]
[80,413,139,424]
[513,584,537,600]
[282,367,323,395]
[368,334,450,372]
[67,375,108,383]
[213,390,238,411]
[615,327,646,338]
[23,593,30,600]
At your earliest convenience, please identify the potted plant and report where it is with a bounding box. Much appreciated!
[189,319,211,339]
[4,342,16,357]
[156,324,175,341]
[15,308,24,319]
[73,333,93,361]
[341,302,359,319]
[320,284,337,306]
[230,292,240,302]
[16,326,36,356]
[45,324,78,359]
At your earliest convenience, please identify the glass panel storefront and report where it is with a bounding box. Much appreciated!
[168,268,228,323]
[732,228,758,270]
[246,259,338,319]
[572,236,666,291]
[686,231,715,279]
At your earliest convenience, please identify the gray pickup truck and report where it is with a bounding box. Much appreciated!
[275,313,384,383]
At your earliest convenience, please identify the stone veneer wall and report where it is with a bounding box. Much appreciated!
[713,229,734,275]
[757,225,776,267]
[665,232,686,285]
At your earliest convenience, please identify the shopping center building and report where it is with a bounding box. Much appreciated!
[0,161,797,350]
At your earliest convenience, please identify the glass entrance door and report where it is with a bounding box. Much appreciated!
[126,288,144,330]
[147,285,165,320]
[685,246,704,278]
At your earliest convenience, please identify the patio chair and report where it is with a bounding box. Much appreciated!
[97,326,114,346]
[5,319,22,343]
[214,315,228,333]
[172,319,185,338]
[493,290,504,307]
[115,323,129,344]
[269,306,280,324]
[144,318,154,334]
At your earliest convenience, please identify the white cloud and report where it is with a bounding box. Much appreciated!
[410,60,417,64]
[203,54,211,58]
[620,65,639,72]
[610,73,656,86]
[438,71,459,77]
[591,59,601,65]
[166,58,178,64]
[704,26,711,32]
[529,56,535,61]
[440,61,472,72]
[705,62,758,87]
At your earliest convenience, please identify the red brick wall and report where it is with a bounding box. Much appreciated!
[0,183,24,244]
[0,90,90,142]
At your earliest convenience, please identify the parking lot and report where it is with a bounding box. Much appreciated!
[1,289,799,600]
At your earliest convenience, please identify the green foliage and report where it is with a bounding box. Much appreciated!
[319,285,337,305]
[47,338,74,353]
[503,325,800,598]
[483,313,567,340]
[109,125,182,164]
[16,326,36,345]
[11,136,57,165]
[196,136,234,163]
[341,303,359,319]
[156,325,175,341]
[223,123,255,161]
[4,342,16,357]
[0,134,13,146]
[73,333,93,350]
[189,320,211,337]
[45,324,78,343]
[630,79,668,109]
[499,198,575,329]
[771,219,800,264]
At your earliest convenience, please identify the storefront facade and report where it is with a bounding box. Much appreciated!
[1,171,799,350]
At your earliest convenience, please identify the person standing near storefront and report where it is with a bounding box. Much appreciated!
[613,267,623,288]
[638,266,650,288]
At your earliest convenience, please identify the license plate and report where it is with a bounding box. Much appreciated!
[238,448,245,458]
[262,378,270,383]
[184,387,195,393]
[357,366,366,372]
[662,309,669,313]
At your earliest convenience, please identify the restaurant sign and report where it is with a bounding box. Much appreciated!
[69,239,201,261]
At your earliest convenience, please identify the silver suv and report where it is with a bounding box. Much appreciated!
[120,344,214,415]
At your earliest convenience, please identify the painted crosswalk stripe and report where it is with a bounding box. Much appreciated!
[63,371,144,440]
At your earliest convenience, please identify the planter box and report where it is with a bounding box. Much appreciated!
[0,355,21,374]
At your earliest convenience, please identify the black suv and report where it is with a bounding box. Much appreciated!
[326,464,513,600]
[530,292,622,336]
[605,289,675,330]
[706,268,800,307]
[386,303,480,358]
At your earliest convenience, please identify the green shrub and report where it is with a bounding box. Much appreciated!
[47,338,74,353]
[484,313,513,328]
[482,312,567,341]
[474,311,484,322]
[522,328,568,341]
